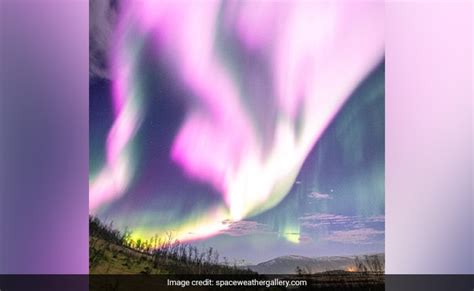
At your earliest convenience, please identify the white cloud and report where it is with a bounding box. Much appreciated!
[89,0,120,79]
[324,228,384,244]
[299,213,385,245]
[220,220,272,237]
[307,192,333,200]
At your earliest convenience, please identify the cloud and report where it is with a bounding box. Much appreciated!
[89,0,121,80]
[220,220,272,237]
[299,213,384,244]
[323,228,384,244]
[298,234,313,243]
[299,213,384,230]
[365,215,385,223]
[299,213,352,229]
[307,192,333,200]
[299,212,384,244]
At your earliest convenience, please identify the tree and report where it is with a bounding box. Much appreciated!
[295,266,303,275]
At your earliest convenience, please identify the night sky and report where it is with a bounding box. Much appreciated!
[89,1,384,264]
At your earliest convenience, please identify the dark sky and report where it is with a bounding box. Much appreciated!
[90,59,385,264]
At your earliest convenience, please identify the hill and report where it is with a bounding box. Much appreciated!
[247,254,384,274]
[89,216,255,275]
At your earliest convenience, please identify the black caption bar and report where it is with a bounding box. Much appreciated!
[0,275,473,291]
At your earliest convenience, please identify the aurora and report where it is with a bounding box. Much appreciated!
[90,0,384,262]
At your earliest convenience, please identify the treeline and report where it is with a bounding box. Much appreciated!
[89,216,255,274]
[354,255,384,273]
[295,255,385,275]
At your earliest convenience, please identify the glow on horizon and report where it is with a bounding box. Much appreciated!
[89,1,384,243]
[281,224,301,244]
[128,206,232,243]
